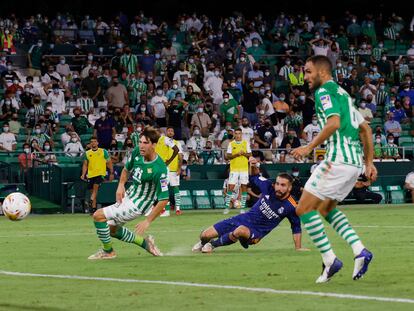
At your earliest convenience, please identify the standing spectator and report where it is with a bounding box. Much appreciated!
[106,76,129,109]
[81,137,114,214]
[247,63,264,89]
[8,112,22,135]
[166,98,187,140]
[374,134,384,159]
[220,92,239,126]
[254,118,277,149]
[76,91,94,116]
[18,143,35,172]
[139,47,156,75]
[28,123,52,148]
[204,68,223,106]
[47,84,66,116]
[120,47,139,75]
[150,87,168,128]
[190,104,212,137]
[81,70,101,105]
[27,40,44,77]
[302,115,321,143]
[240,117,254,144]
[71,107,91,135]
[93,109,116,150]
[241,80,260,125]
[0,122,16,152]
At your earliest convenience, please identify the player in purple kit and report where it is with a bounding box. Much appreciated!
[192,157,308,253]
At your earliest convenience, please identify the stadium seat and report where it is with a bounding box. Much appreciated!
[386,185,405,204]
[179,190,193,210]
[189,171,202,179]
[192,190,210,209]
[369,186,386,203]
[206,171,223,179]
[400,130,410,136]
[371,117,382,124]
[399,136,413,144]
[210,189,226,209]
[401,123,411,131]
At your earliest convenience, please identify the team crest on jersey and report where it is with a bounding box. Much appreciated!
[278,207,284,214]
[160,178,168,191]
[147,168,153,173]
[320,95,332,110]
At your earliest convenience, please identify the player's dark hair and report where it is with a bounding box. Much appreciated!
[234,128,242,132]
[142,126,161,144]
[306,55,333,73]
[90,136,98,142]
[277,172,294,184]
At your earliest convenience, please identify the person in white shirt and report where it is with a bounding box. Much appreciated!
[47,85,66,115]
[42,65,61,83]
[204,68,223,106]
[186,126,206,151]
[56,56,71,78]
[241,117,254,143]
[261,91,276,121]
[247,63,264,88]
[310,154,325,174]
[144,18,158,33]
[64,133,84,157]
[404,170,414,203]
[173,62,192,87]
[309,38,332,56]
[150,87,168,127]
[358,101,373,121]
[0,123,16,152]
[302,115,321,143]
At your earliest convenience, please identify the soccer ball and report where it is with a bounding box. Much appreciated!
[233,199,241,209]
[2,192,31,221]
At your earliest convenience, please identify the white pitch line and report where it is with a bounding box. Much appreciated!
[0,270,413,304]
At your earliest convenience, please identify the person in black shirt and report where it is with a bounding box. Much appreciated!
[298,91,315,127]
[280,128,301,149]
[166,98,188,140]
[291,166,304,200]
[352,173,382,204]
[255,118,277,149]
[241,79,260,126]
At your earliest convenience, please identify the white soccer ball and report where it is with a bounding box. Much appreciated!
[233,199,241,209]
[2,192,31,221]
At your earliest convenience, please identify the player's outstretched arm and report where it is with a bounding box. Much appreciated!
[293,233,310,251]
[116,168,129,203]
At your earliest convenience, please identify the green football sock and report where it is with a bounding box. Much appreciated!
[225,191,233,209]
[300,211,336,266]
[240,192,248,210]
[94,221,113,252]
[173,187,181,211]
[114,227,147,249]
[325,208,364,256]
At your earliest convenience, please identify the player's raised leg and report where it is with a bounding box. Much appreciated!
[296,190,342,283]
[319,200,373,280]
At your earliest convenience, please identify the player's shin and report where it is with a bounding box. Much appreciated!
[211,232,237,248]
[173,187,181,211]
[94,221,113,252]
[240,191,248,210]
[325,209,364,256]
[113,226,147,249]
[300,211,336,266]
[225,191,234,209]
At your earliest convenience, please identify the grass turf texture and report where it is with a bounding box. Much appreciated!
[0,204,413,311]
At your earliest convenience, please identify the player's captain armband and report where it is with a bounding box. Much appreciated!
[160,178,168,192]
[320,95,332,110]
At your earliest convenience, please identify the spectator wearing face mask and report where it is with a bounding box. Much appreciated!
[383,134,401,160]
[71,107,91,135]
[280,128,301,149]
[166,98,188,140]
[254,118,277,150]
[187,126,207,151]
[139,47,156,75]
[27,40,44,77]
[389,101,409,124]
[302,115,321,143]
[1,62,18,88]
[247,63,264,89]
[64,133,84,157]
[149,87,168,128]
[38,140,57,164]
[358,101,373,122]
[93,109,116,150]
[28,123,52,148]
[291,167,304,199]
[18,143,35,171]
[310,154,325,174]
[47,85,66,116]
[120,47,139,75]
[220,92,239,126]
[190,104,212,137]
[81,69,101,104]
[180,160,191,181]
[172,62,191,87]
[0,122,16,152]
[8,113,21,135]
[56,56,71,78]
[234,53,252,80]
[373,134,384,159]
[106,77,129,109]
[166,80,185,101]
[384,112,401,145]
[198,140,221,165]
[204,68,223,106]
[278,58,294,81]
[399,83,414,104]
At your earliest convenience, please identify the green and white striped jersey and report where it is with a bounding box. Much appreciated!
[124,148,169,213]
[315,80,364,167]
[76,97,94,113]
[130,132,141,149]
[120,54,138,75]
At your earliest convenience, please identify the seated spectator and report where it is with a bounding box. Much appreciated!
[301,115,320,143]
[71,107,91,135]
[0,122,16,152]
[280,128,301,149]
[383,134,401,160]
[374,134,384,159]
[254,118,277,149]
[358,101,373,122]
[351,172,382,204]
[18,143,35,172]
[373,125,387,145]
[191,103,212,137]
[198,140,221,165]
[36,140,57,164]
[404,170,414,203]
[310,154,325,173]
[384,112,401,145]
[64,133,84,157]
[8,112,22,135]
[180,160,191,180]
[187,126,206,151]
[389,101,409,124]
[76,91,94,116]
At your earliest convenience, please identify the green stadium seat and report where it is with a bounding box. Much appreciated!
[19,128,28,135]
[401,142,414,157]
[401,123,411,131]
[189,171,202,179]
[192,190,210,209]
[179,190,193,210]
[399,137,413,144]
[401,130,410,136]
[60,115,73,122]
[369,186,386,203]
[210,189,226,209]
[371,117,382,124]
[206,171,223,179]
[386,185,405,204]
[17,134,27,142]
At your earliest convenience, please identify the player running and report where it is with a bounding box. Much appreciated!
[192,158,307,253]
[88,126,169,260]
[224,128,252,214]
[291,55,377,283]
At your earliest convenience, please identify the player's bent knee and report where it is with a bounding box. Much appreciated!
[93,209,106,222]
[201,226,218,240]
[233,226,250,239]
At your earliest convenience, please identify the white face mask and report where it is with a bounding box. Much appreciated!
[214,71,220,77]
[299,95,305,101]
[60,60,65,64]
[360,103,366,108]
[182,165,187,170]
[3,127,9,132]
[100,112,106,118]
[223,98,229,103]
[240,57,245,62]
[312,120,317,126]
[144,50,149,55]
[44,145,50,151]
[172,84,178,90]
[197,108,203,113]
[292,172,299,177]
[375,138,381,144]
[388,139,394,144]
[137,127,142,132]
[35,129,41,134]
[24,148,31,154]
[193,129,200,135]
[157,90,164,95]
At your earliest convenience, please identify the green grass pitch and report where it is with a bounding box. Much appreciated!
[0,205,413,311]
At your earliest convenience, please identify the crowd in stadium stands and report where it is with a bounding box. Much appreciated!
[1,11,414,172]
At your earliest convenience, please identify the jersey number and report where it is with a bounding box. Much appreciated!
[348,97,359,129]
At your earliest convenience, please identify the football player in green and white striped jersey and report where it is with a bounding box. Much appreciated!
[88,126,168,260]
[292,55,377,283]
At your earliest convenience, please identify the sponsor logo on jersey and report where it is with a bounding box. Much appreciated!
[320,95,332,110]
[278,207,284,214]
[160,178,168,191]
